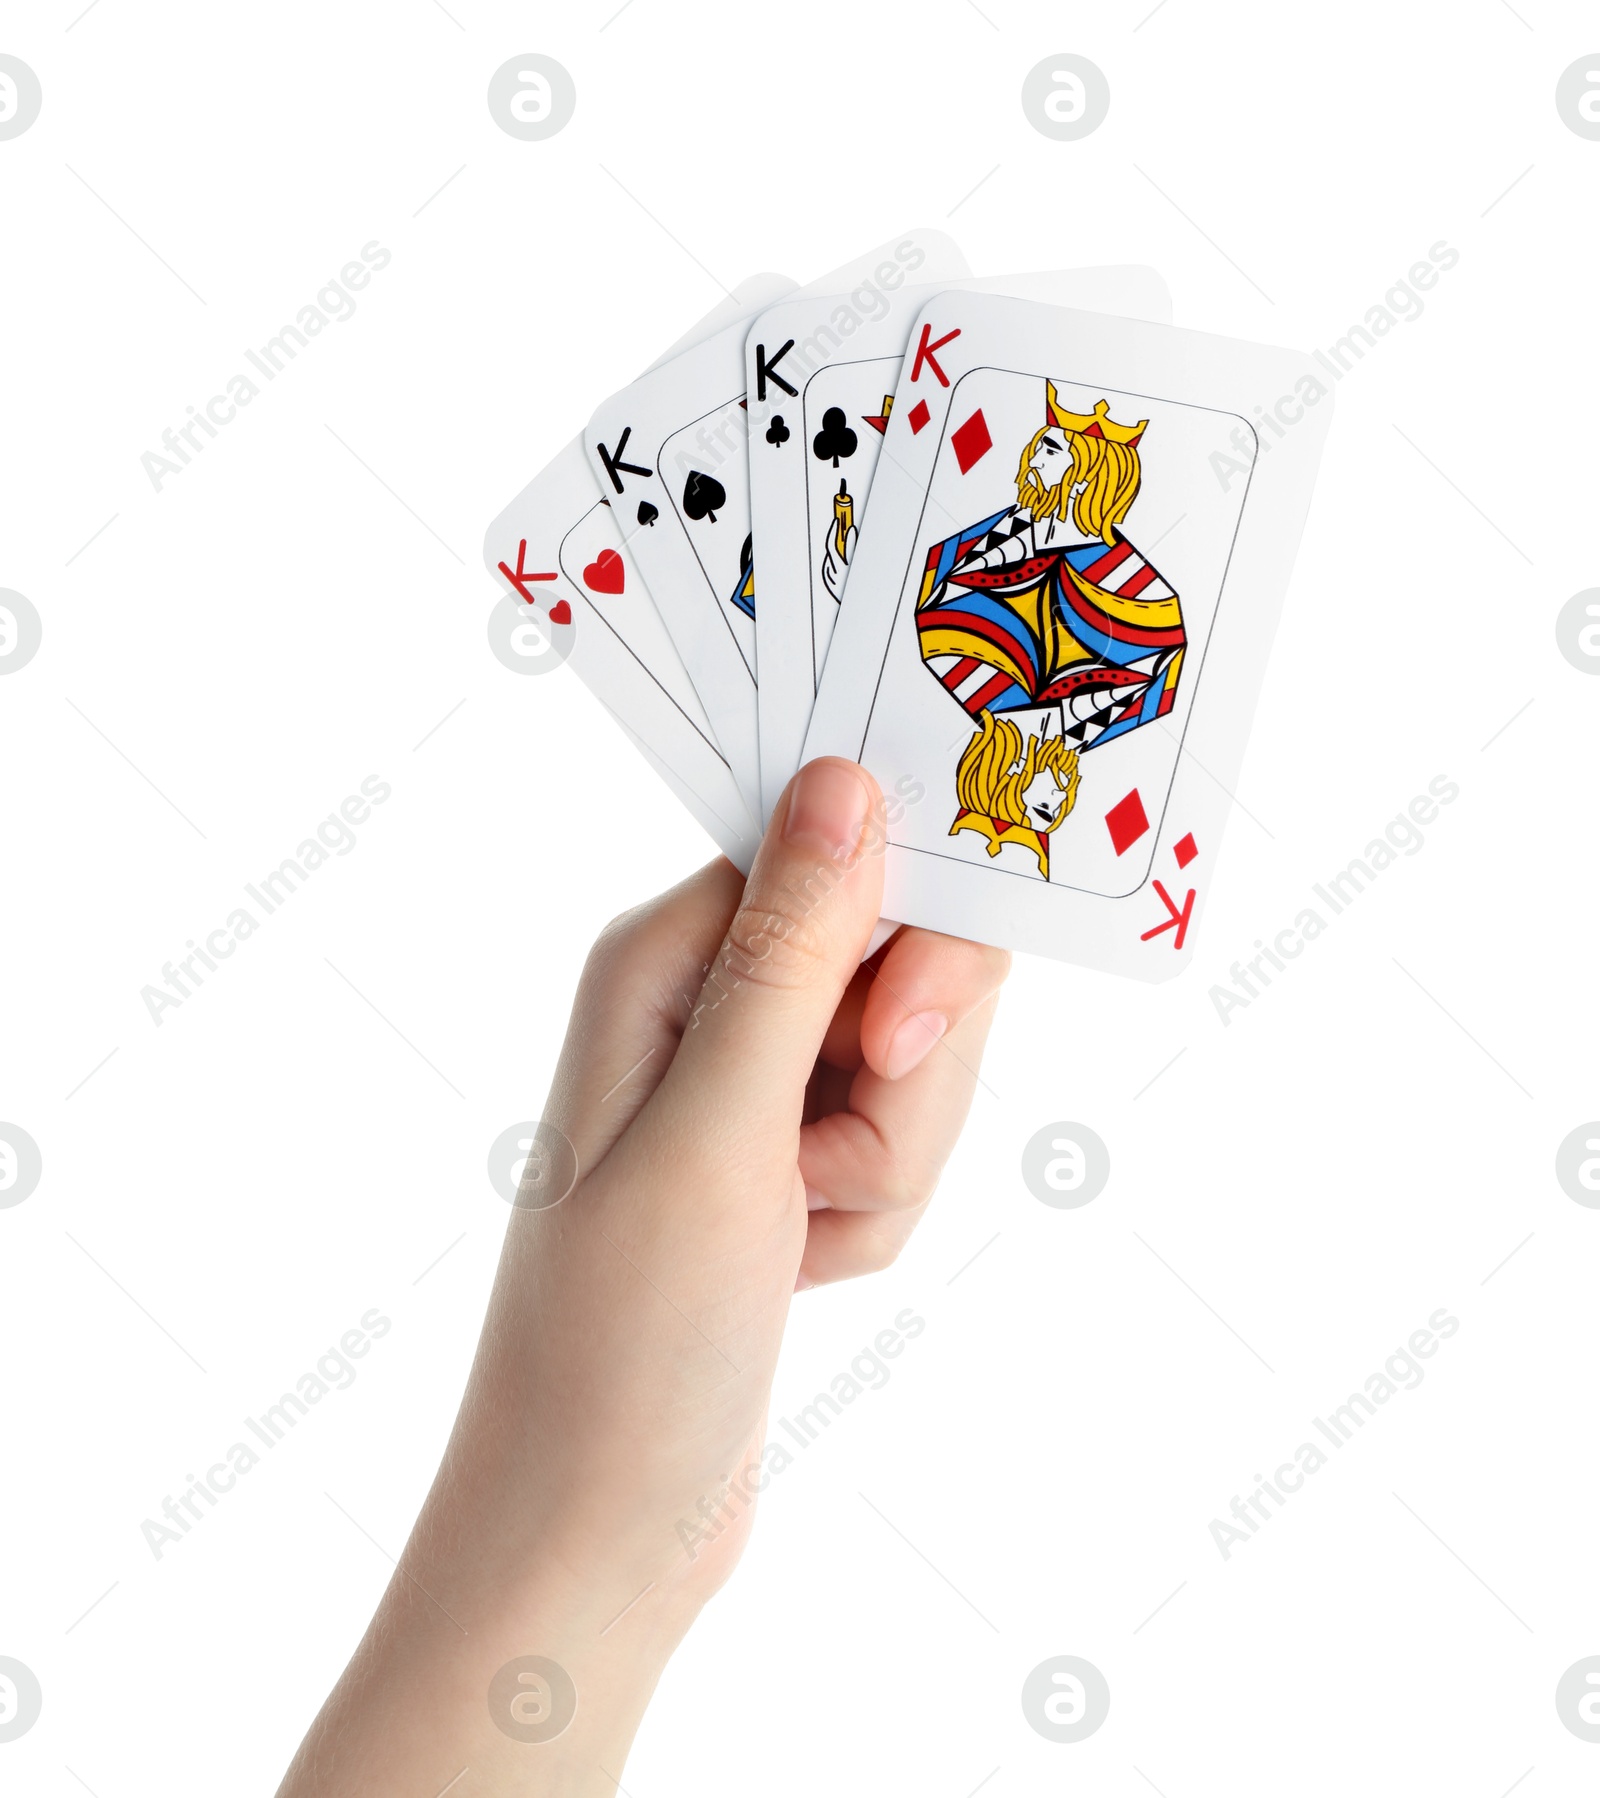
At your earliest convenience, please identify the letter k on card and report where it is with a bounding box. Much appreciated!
[910,321,961,387]
[498,538,557,603]
[1140,880,1196,950]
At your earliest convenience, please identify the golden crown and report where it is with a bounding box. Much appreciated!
[1045,384,1147,447]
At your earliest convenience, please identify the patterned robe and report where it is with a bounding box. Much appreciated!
[916,506,1185,750]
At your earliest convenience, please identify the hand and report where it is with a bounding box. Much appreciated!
[821,524,856,600]
[277,759,1009,1796]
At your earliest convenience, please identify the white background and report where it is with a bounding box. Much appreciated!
[2,2,1597,1793]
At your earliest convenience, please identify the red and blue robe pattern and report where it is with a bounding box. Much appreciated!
[915,505,1186,752]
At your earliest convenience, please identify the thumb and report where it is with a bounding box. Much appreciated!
[661,757,886,1137]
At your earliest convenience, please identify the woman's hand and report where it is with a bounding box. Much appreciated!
[278,759,1009,1796]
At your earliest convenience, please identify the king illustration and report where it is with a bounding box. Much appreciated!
[917,383,1187,878]
[729,531,755,619]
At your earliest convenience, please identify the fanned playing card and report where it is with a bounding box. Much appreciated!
[582,231,970,823]
[483,442,759,868]
[482,278,797,871]
[745,267,1173,822]
[802,292,1334,978]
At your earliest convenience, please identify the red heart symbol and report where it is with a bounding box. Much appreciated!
[582,549,625,594]
[547,599,572,626]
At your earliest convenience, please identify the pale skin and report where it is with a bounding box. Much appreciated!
[276,758,1009,1795]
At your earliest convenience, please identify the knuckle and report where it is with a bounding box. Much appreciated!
[976,943,1013,991]
[864,1146,926,1212]
[883,1164,938,1213]
[579,899,660,994]
[933,939,1010,1006]
[844,1118,939,1213]
[851,1221,906,1276]
[716,889,837,994]
[586,905,642,970]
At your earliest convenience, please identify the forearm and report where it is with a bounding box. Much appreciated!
[275,1461,696,1797]
[276,1196,754,1794]
[276,777,1002,1789]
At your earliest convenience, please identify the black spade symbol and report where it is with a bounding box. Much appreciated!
[682,470,726,523]
[812,406,858,467]
[765,414,791,447]
[636,500,659,527]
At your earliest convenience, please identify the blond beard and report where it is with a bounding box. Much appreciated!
[1017,469,1071,525]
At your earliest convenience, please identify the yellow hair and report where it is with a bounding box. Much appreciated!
[1015,422,1143,547]
[955,711,1080,831]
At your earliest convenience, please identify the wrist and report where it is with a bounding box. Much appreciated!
[277,1534,695,1797]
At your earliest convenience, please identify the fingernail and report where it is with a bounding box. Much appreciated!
[805,1186,830,1211]
[885,1010,948,1081]
[785,759,871,861]
[794,1272,816,1292]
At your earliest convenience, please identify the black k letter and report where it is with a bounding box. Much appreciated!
[755,339,797,401]
[597,426,652,494]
